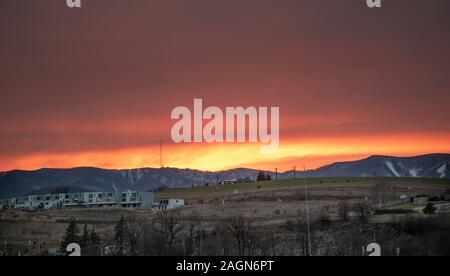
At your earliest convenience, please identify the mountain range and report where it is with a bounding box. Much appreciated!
[0,154,449,198]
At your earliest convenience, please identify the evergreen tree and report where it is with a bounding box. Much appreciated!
[80,224,90,250]
[61,221,80,251]
[257,171,266,181]
[89,228,102,256]
[423,202,437,214]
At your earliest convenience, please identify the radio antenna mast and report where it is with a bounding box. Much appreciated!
[160,139,163,168]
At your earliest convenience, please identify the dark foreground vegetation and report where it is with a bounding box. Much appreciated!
[55,209,450,256]
[1,179,449,256]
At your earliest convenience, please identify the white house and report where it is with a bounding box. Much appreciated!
[156,198,185,210]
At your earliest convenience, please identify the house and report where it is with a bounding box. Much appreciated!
[435,203,450,214]
[119,191,154,208]
[399,194,408,200]
[413,196,430,204]
[237,177,252,183]
[221,179,237,185]
[0,199,8,210]
[156,198,185,210]
[0,191,155,211]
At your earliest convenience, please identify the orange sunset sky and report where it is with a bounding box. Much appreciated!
[1,0,449,172]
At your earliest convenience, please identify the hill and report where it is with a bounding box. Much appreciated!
[0,154,449,198]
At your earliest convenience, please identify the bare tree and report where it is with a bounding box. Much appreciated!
[155,211,184,254]
[113,215,133,256]
[203,223,233,256]
[352,201,372,224]
[338,200,350,222]
[285,211,310,256]
[372,179,396,208]
[135,222,165,256]
[183,212,203,255]
[225,216,253,256]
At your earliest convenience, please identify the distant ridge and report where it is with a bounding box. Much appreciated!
[27,186,94,196]
[0,154,449,198]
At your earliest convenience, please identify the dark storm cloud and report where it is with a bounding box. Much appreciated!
[0,0,449,169]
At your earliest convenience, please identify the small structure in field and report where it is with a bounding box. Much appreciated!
[413,196,430,204]
[221,179,238,185]
[156,198,184,210]
[435,203,450,214]
[445,189,450,201]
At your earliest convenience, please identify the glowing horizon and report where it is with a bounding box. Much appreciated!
[1,1,449,173]
[2,132,449,172]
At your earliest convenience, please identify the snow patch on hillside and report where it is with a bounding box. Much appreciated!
[409,168,421,177]
[385,161,401,177]
[437,163,447,178]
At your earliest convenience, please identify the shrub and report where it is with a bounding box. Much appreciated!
[318,214,332,229]
[423,203,437,214]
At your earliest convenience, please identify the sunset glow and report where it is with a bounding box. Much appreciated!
[1,0,449,172]
[2,132,449,172]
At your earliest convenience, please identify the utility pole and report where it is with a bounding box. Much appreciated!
[293,166,296,179]
[200,222,203,256]
[275,168,278,181]
[304,164,312,257]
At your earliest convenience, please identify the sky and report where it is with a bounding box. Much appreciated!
[1,0,450,172]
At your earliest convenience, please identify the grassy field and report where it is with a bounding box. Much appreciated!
[156,177,450,201]
[1,177,449,254]
[369,213,430,223]
[386,202,425,210]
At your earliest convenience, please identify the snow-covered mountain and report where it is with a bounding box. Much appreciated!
[299,154,450,179]
[0,154,449,198]
[0,167,267,198]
